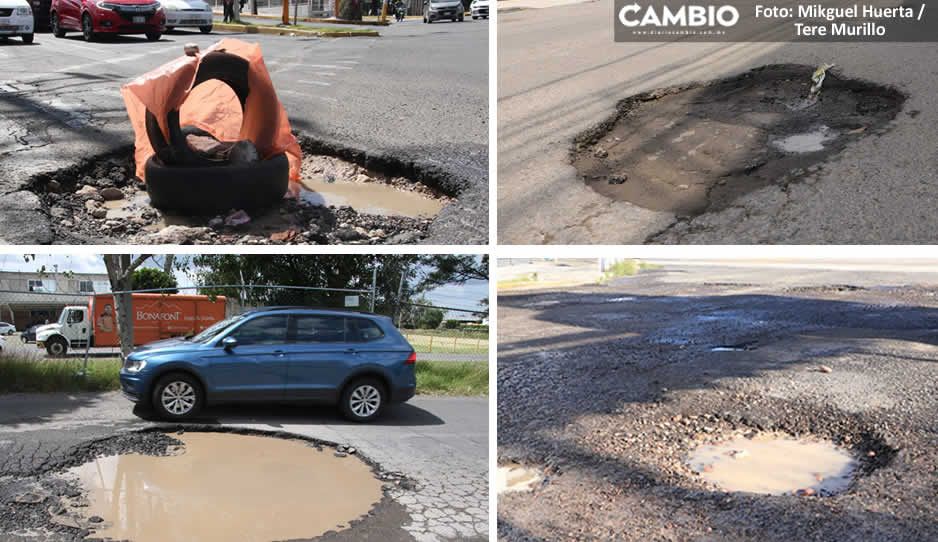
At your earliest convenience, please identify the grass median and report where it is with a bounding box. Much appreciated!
[0,356,487,397]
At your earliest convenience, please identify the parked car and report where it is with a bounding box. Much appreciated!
[469,0,486,19]
[119,307,418,422]
[160,0,211,33]
[50,0,165,42]
[0,0,33,44]
[0,322,15,336]
[423,0,463,22]
[20,324,39,343]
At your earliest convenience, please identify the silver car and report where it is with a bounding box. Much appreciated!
[0,322,15,336]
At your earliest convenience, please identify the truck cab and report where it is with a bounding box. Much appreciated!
[36,305,91,356]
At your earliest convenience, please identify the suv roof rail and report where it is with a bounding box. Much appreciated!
[244,305,379,315]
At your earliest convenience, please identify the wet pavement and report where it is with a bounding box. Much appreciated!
[0,394,488,541]
[498,261,938,540]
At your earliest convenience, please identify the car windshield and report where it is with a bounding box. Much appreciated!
[190,315,243,343]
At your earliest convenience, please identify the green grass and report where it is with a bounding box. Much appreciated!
[415,361,488,396]
[0,356,121,393]
[601,259,661,281]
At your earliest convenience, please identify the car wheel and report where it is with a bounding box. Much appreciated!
[471,15,476,19]
[199,25,212,33]
[21,33,33,44]
[51,12,65,37]
[165,26,174,31]
[458,13,463,21]
[145,32,161,41]
[46,337,67,357]
[152,373,203,420]
[81,13,95,42]
[340,378,386,422]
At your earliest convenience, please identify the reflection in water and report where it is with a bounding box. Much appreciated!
[688,433,857,495]
[497,464,543,495]
[67,432,382,542]
[299,179,445,218]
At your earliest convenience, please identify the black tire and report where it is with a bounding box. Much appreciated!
[151,372,204,420]
[458,13,463,21]
[145,153,289,215]
[46,336,67,357]
[199,25,212,33]
[21,33,33,44]
[339,377,387,422]
[51,12,65,37]
[81,13,95,42]
[471,15,476,19]
[165,26,175,32]
[145,32,161,41]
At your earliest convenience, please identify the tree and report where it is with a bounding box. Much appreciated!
[131,268,178,293]
[417,307,444,329]
[338,0,362,21]
[102,255,150,358]
[417,255,488,291]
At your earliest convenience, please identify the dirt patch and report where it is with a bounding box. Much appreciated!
[27,138,453,245]
[572,64,905,216]
[0,427,416,542]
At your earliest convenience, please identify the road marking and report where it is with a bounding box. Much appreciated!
[298,80,331,86]
[281,89,338,102]
[336,60,359,64]
[268,62,352,70]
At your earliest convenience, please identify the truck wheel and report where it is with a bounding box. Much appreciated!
[339,378,386,422]
[46,337,67,357]
[152,373,203,420]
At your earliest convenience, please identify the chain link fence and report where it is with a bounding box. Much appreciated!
[0,284,487,363]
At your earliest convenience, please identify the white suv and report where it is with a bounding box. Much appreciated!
[0,322,15,336]
[470,0,487,19]
[0,0,34,43]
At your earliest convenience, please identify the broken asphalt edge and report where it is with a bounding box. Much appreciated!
[212,11,391,26]
[212,22,380,37]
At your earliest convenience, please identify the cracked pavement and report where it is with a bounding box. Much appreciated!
[498,0,938,244]
[0,392,488,541]
[0,20,488,245]
[498,260,938,540]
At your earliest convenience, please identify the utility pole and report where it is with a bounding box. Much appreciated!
[282,0,289,24]
[369,266,377,312]
[394,269,405,326]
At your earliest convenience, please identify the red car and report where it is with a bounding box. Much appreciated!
[50,0,165,41]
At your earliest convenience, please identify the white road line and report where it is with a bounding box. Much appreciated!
[297,80,331,86]
[336,60,359,64]
[280,89,338,102]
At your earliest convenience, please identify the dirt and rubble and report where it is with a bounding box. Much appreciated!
[498,264,938,541]
[25,139,452,245]
[572,64,905,217]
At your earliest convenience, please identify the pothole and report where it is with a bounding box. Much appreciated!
[28,138,453,245]
[61,432,382,541]
[497,463,543,494]
[688,432,857,496]
[572,64,905,216]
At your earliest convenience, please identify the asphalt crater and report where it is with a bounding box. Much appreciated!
[27,136,452,245]
[63,432,382,542]
[572,64,904,216]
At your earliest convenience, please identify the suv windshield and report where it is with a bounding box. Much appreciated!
[190,315,243,343]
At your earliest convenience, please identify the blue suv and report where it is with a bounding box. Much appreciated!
[119,307,417,422]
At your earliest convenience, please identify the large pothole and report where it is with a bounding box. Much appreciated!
[572,64,905,216]
[28,137,453,245]
[0,428,414,542]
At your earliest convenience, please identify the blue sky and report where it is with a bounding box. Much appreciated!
[0,254,488,313]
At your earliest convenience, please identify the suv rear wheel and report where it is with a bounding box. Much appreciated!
[152,373,203,420]
[340,378,386,422]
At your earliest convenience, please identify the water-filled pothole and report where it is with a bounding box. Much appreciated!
[29,138,452,245]
[497,463,543,495]
[573,64,904,216]
[688,432,857,496]
[61,432,382,542]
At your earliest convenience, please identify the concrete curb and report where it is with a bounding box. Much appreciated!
[213,10,390,26]
[212,22,380,37]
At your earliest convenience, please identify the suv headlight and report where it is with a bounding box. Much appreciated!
[14,6,31,15]
[124,360,147,373]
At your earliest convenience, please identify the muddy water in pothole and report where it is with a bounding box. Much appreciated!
[688,433,857,495]
[65,432,382,542]
[299,179,444,218]
[497,464,543,494]
[574,64,904,216]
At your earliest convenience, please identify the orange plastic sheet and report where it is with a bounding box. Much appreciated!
[121,39,302,194]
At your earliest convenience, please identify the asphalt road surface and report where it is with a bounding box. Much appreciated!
[0,18,488,244]
[499,262,938,540]
[0,392,488,541]
[498,0,938,244]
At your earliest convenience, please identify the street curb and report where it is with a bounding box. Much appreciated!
[213,10,390,25]
[212,22,380,37]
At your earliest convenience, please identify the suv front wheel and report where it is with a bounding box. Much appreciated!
[340,378,386,422]
[152,372,203,420]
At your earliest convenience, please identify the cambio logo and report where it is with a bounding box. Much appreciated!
[618,3,739,27]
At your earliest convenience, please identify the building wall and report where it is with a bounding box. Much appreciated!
[0,271,110,330]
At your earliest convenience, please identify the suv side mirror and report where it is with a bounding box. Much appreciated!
[222,336,238,350]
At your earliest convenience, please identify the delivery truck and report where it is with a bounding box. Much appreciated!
[36,293,226,356]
